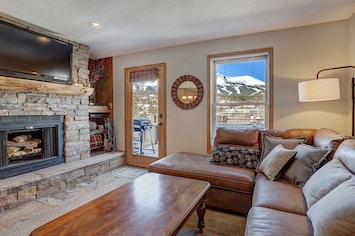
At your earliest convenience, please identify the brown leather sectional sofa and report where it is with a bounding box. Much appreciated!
[148,127,355,235]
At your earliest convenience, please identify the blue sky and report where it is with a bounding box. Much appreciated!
[217,60,265,81]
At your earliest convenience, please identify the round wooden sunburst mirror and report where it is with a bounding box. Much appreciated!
[171,75,204,109]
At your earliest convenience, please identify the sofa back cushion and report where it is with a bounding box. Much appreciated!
[332,139,355,173]
[313,128,346,160]
[307,177,355,236]
[302,159,352,208]
[214,127,259,150]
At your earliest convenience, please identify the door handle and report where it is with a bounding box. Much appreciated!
[158,122,163,126]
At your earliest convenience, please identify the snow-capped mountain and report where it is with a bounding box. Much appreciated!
[133,73,264,97]
[216,73,265,96]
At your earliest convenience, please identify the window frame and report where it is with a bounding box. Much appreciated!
[207,48,274,153]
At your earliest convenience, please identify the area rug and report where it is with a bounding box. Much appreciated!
[178,209,247,236]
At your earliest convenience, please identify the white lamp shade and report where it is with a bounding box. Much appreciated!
[298,78,340,102]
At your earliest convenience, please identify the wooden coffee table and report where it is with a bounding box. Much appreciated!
[30,173,210,236]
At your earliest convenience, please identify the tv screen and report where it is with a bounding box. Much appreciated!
[0,20,72,84]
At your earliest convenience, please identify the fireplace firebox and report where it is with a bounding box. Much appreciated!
[0,115,64,179]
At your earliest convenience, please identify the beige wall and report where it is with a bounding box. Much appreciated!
[113,19,353,155]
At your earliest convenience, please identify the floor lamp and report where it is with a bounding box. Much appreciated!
[298,65,355,135]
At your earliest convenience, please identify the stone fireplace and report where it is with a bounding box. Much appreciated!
[0,27,92,178]
[0,17,124,212]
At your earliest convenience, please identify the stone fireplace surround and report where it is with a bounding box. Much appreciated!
[0,18,124,211]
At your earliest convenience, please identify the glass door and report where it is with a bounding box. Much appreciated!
[125,63,166,167]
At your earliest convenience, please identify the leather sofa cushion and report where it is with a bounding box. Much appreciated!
[148,152,255,193]
[214,127,259,150]
[313,128,345,159]
[307,177,355,236]
[333,139,355,173]
[245,206,312,236]
[302,159,352,208]
[253,173,307,215]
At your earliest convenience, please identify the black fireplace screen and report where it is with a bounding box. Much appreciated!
[0,115,64,179]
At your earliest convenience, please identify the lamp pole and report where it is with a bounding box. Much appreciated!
[316,65,355,79]
[315,66,355,136]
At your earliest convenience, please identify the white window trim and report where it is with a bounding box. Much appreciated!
[207,48,273,153]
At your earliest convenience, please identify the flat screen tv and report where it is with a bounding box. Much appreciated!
[0,20,72,84]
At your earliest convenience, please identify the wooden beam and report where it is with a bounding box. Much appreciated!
[0,76,94,96]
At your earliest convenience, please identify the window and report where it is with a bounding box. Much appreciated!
[207,48,273,152]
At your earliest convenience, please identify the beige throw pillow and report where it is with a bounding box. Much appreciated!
[284,144,332,187]
[307,178,355,236]
[302,159,352,208]
[257,144,297,181]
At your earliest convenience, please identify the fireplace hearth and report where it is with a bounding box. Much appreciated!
[0,115,64,179]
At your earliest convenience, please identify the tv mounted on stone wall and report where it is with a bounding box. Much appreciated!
[0,20,72,84]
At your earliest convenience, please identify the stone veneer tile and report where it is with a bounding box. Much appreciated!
[35,162,86,179]
[0,173,42,192]
[17,186,37,201]
[83,152,125,166]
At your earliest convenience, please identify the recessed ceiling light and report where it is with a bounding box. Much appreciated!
[89,22,102,29]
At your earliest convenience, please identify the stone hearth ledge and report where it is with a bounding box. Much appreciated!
[0,152,125,211]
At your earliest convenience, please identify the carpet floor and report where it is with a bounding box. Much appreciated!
[179,209,246,236]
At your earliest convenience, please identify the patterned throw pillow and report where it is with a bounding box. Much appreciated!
[211,145,261,169]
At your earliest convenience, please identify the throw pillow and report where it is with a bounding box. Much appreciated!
[257,144,297,180]
[261,133,307,160]
[307,178,355,236]
[284,144,332,187]
[302,159,352,209]
[211,145,261,169]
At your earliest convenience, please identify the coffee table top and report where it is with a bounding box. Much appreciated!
[31,172,210,236]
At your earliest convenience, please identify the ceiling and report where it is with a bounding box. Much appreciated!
[1,0,354,59]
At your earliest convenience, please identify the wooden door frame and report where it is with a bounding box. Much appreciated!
[124,63,167,167]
